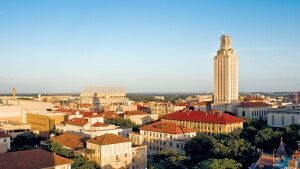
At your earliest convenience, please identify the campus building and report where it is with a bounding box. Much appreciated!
[86,134,147,169]
[160,111,245,134]
[80,87,130,110]
[237,102,272,120]
[26,112,67,138]
[129,121,196,155]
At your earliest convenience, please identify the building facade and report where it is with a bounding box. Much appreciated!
[129,121,196,155]
[237,102,272,120]
[214,35,238,104]
[268,108,300,128]
[160,111,244,135]
[26,112,67,138]
[0,131,11,153]
[63,116,132,138]
[80,87,130,110]
[0,120,31,139]
[86,134,147,169]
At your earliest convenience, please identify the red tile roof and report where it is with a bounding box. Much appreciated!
[137,105,150,110]
[65,118,88,126]
[86,134,130,145]
[124,110,148,116]
[0,149,73,169]
[160,111,245,124]
[49,133,88,149]
[78,103,93,107]
[0,131,11,138]
[243,97,265,101]
[91,122,109,127]
[139,121,196,134]
[98,111,121,120]
[237,102,271,107]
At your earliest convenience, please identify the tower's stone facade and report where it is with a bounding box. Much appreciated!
[214,35,238,104]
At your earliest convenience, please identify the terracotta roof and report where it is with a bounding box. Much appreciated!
[49,133,88,149]
[98,111,121,120]
[174,102,187,106]
[79,103,93,107]
[243,97,265,101]
[237,102,271,107]
[0,131,11,138]
[124,110,148,116]
[139,121,196,134]
[65,118,88,126]
[137,105,150,110]
[86,134,130,145]
[0,149,73,169]
[160,111,245,124]
[91,122,109,127]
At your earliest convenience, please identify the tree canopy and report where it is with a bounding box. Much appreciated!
[10,132,45,151]
[194,158,242,169]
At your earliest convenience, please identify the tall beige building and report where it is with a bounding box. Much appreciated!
[214,35,238,104]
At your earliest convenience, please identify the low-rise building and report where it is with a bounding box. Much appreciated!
[0,131,11,153]
[27,112,67,138]
[62,115,132,138]
[237,102,272,120]
[123,111,150,125]
[49,133,89,157]
[129,121,196,155]
[150,103,186,116]
[0,149,73,169]
[160,111,245,135]
[86,133,147,169]
[0,120,31,139]
[268,108,300,128]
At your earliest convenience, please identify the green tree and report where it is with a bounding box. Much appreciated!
[11,132,45,151]
[255,128,283,152]
[150,149,189,169]
[50,142,73,157]
[184,134,216,164]
[240,126,258,145]
[71,156,98,169]
[194,158,242,169]
[282,124,300,154]
[112,118,140,131]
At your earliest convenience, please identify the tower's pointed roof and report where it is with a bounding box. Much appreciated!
[276,138,287,156]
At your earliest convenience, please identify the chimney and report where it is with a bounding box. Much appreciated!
[288,155,298,168]
[12,87,16,100]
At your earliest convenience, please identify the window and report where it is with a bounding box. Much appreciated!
[272,115,274,125]
[242,111,245,117]
[116,155,120,160]
[125,153,127,157]
[170,135,172,139]
[292,116,295,124]
[4,139,6,142]
[281,116,284,126]
[170,142,172,147]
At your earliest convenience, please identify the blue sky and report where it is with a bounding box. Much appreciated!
[0,0,299,93]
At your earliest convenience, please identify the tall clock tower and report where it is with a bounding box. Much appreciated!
[214,35,238,104]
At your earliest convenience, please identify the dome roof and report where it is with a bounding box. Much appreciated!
[115,106,123,112]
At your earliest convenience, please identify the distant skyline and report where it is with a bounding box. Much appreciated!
[0,0,300,93]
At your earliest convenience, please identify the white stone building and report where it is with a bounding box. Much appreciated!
[268,108,300,128]
[237,102,272,120]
